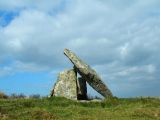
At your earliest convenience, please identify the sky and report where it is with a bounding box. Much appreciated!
[0,0,160,98]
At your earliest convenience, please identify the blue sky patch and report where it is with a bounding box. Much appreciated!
[0,10,18,27]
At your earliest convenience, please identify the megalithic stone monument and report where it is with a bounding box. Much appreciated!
[64,49,113,98]
[49,68,87,100]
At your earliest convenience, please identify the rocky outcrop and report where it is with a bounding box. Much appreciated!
[64,49,113,98]
[49,69,77,100]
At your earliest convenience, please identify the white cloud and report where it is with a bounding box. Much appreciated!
[12,61,49,72]
[120,43,130,59]
[147,65,156,74]
[47,70,62,79]
[0,66,14,77]
[0,0,64,12]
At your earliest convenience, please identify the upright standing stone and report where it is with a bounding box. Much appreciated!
[64,49,113,98]
[77,77,87,100]
[49,69,77,100]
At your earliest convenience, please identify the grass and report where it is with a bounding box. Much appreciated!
[0,97,160,120]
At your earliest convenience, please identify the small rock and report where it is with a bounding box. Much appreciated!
[91,99,102,102]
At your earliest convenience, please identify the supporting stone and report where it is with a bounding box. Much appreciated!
[77,77,87,100]
[49,69,77,100]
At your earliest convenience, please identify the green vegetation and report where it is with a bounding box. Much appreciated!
[0,96,160,120]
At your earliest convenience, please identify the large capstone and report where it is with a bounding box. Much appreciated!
[64,49,113,98]
[49,69,77,100]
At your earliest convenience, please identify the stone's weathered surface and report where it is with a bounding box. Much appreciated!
[64,49,113,98]
[77,77,87,100]
[49,69,77,100]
